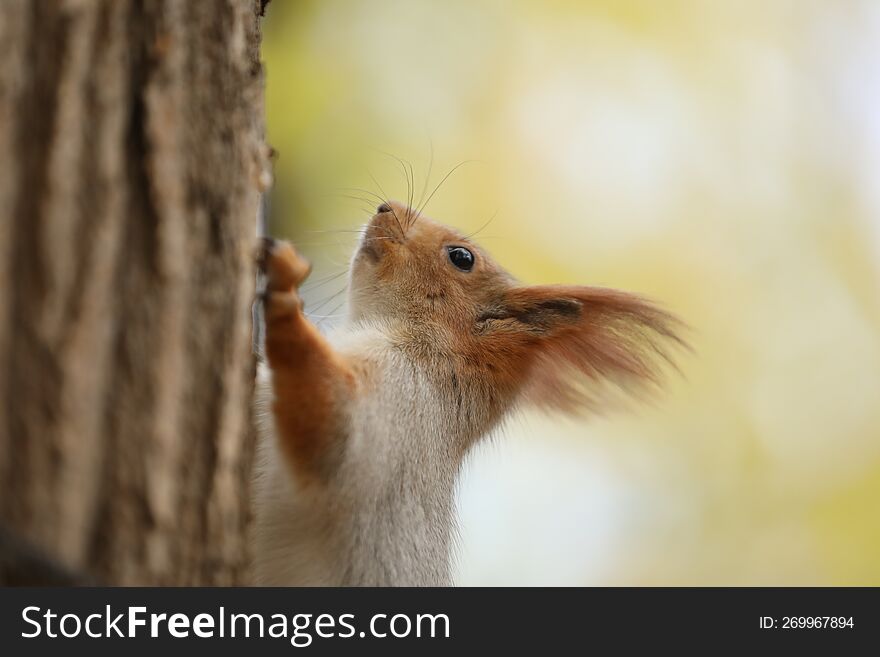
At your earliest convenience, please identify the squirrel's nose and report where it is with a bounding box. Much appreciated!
[376,203,392,214]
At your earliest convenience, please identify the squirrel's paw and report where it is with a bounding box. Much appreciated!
[258,237,312,292]
[258,238,312,319]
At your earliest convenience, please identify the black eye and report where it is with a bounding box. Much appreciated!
[447,246,475,272]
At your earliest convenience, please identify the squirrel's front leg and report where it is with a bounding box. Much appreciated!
[259,238,355,481]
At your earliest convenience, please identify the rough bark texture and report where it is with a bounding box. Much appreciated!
[0,0,269,585]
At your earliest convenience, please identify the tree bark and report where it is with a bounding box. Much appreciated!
[0,0,268,585]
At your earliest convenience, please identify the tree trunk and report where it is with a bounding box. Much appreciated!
[0,0,268,585]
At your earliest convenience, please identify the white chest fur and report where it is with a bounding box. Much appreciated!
[250,325,460,586]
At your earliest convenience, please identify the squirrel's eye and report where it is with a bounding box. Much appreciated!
[447,246,475,272]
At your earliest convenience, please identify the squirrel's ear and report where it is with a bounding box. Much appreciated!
[476,285,685,413]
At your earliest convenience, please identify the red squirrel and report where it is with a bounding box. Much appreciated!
[251,200,684,585]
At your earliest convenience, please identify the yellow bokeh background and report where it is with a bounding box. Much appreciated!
[263,0,880,585]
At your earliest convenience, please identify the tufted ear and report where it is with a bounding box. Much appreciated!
[476,285,686,413]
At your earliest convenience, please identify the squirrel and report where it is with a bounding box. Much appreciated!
[251,200,684,586]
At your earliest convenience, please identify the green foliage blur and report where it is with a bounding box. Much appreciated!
[263,0,880,585]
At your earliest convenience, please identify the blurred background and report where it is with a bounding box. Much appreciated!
[262,0,880,585]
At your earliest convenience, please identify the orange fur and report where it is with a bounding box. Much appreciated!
[349,201,685,424]
[260,239,356,480]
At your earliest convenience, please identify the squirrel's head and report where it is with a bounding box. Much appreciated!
[350,200,513,328]
[350,200,685,415]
